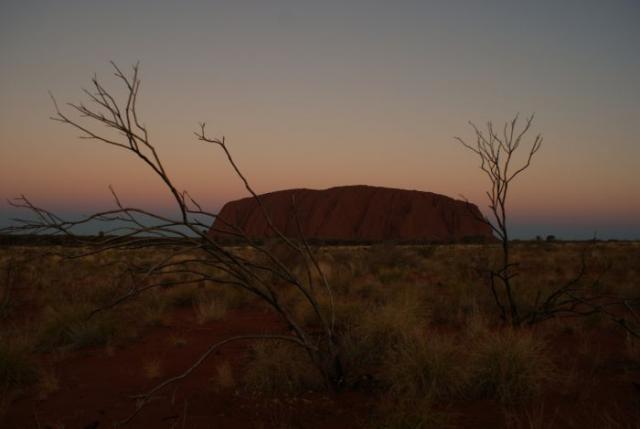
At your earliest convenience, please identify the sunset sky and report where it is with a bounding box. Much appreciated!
[1,0,639,239]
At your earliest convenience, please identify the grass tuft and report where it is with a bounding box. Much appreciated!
[243,340,323,396]
[193,293,228,324]
[0,336,39,390]
[211,361,236,392]
[36,304,119,350]
[382,332,465,401]
[468,328,552,404]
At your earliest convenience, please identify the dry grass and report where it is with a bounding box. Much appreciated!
[625,331,640,362]
[504,403,560,429]
[339,287,429,386]
[36,366,59,400]
[1,241,638,425]
[381,332,466,401]
[138,291,170,327]
[36,303,121,351]
[0,333,39,391]
[143,359,163,380]
[210,361,236,392]
[193,292,228,324]
[467,328,553,404]
[243,340,324,396]
[167,334,188,348]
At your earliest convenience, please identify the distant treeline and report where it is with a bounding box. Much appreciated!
[0,233,498,247]
[0,234,223,248]
[0,234,134,247]
[0,234,629,248]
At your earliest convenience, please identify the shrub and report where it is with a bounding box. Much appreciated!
[211,361,236,392]
[138,291,170,326]
[366,243,421,275]
[36,366,59,400]
[36,303,119,350]
[0,336,39,390]
[243,340,323,396]
[193,293,228,324]
[340,288,429,386]
[166,284,199,307]
[468,329,552,404]
[143,359,163,380]
[382,332,465,401]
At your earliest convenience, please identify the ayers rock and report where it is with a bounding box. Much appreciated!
[209,185,494,242]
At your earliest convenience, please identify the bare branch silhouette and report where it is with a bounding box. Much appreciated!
[3,62,345,424]
[457,116,639,337]
[456,114,542,325]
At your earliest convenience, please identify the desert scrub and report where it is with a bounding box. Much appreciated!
[217,284,252,308]
[36,303,120,350]
[211,361,236,392]
[193,292,228,323]
[292,290,368,330]
[340,287,429,386]
[343,276,386,302]
[375,397,453,429]
[143,359,163,379]
[377,266,409,285]
[243,340,323,396]
[137,290,170,326]
[425,279,482,326]
[0,334,39,390]
[382,332,466,401]
[467,328,552,404]
[366,243,422,275]
[166,283,200,307]
[35,366,59,400]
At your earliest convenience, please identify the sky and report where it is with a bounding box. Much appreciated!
[1,0,639,239]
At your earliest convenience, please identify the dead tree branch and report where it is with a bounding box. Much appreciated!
[117,334,306,427]
[3,62,345,425]
[456,114,542,325]
[457,117,639,336]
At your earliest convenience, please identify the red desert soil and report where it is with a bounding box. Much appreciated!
[3,244,639,428]
[209,185,494,242]
[4,307,372,429]
[5,305,638,428]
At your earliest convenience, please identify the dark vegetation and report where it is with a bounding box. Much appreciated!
[1,241,639,428]
[0,234,494,248]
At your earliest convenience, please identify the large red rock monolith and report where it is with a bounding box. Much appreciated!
[209,185,493,242]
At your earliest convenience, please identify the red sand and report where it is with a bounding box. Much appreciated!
[4,304,638,428]
[4,307,371,428]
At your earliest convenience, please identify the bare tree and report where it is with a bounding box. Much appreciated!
[456,116,640,336]
[455,114,542,325]
[4,62,344,424]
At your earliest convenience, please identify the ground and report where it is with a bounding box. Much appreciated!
[1,241,639,428]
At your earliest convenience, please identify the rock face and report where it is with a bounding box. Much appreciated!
[209,185,494,242]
